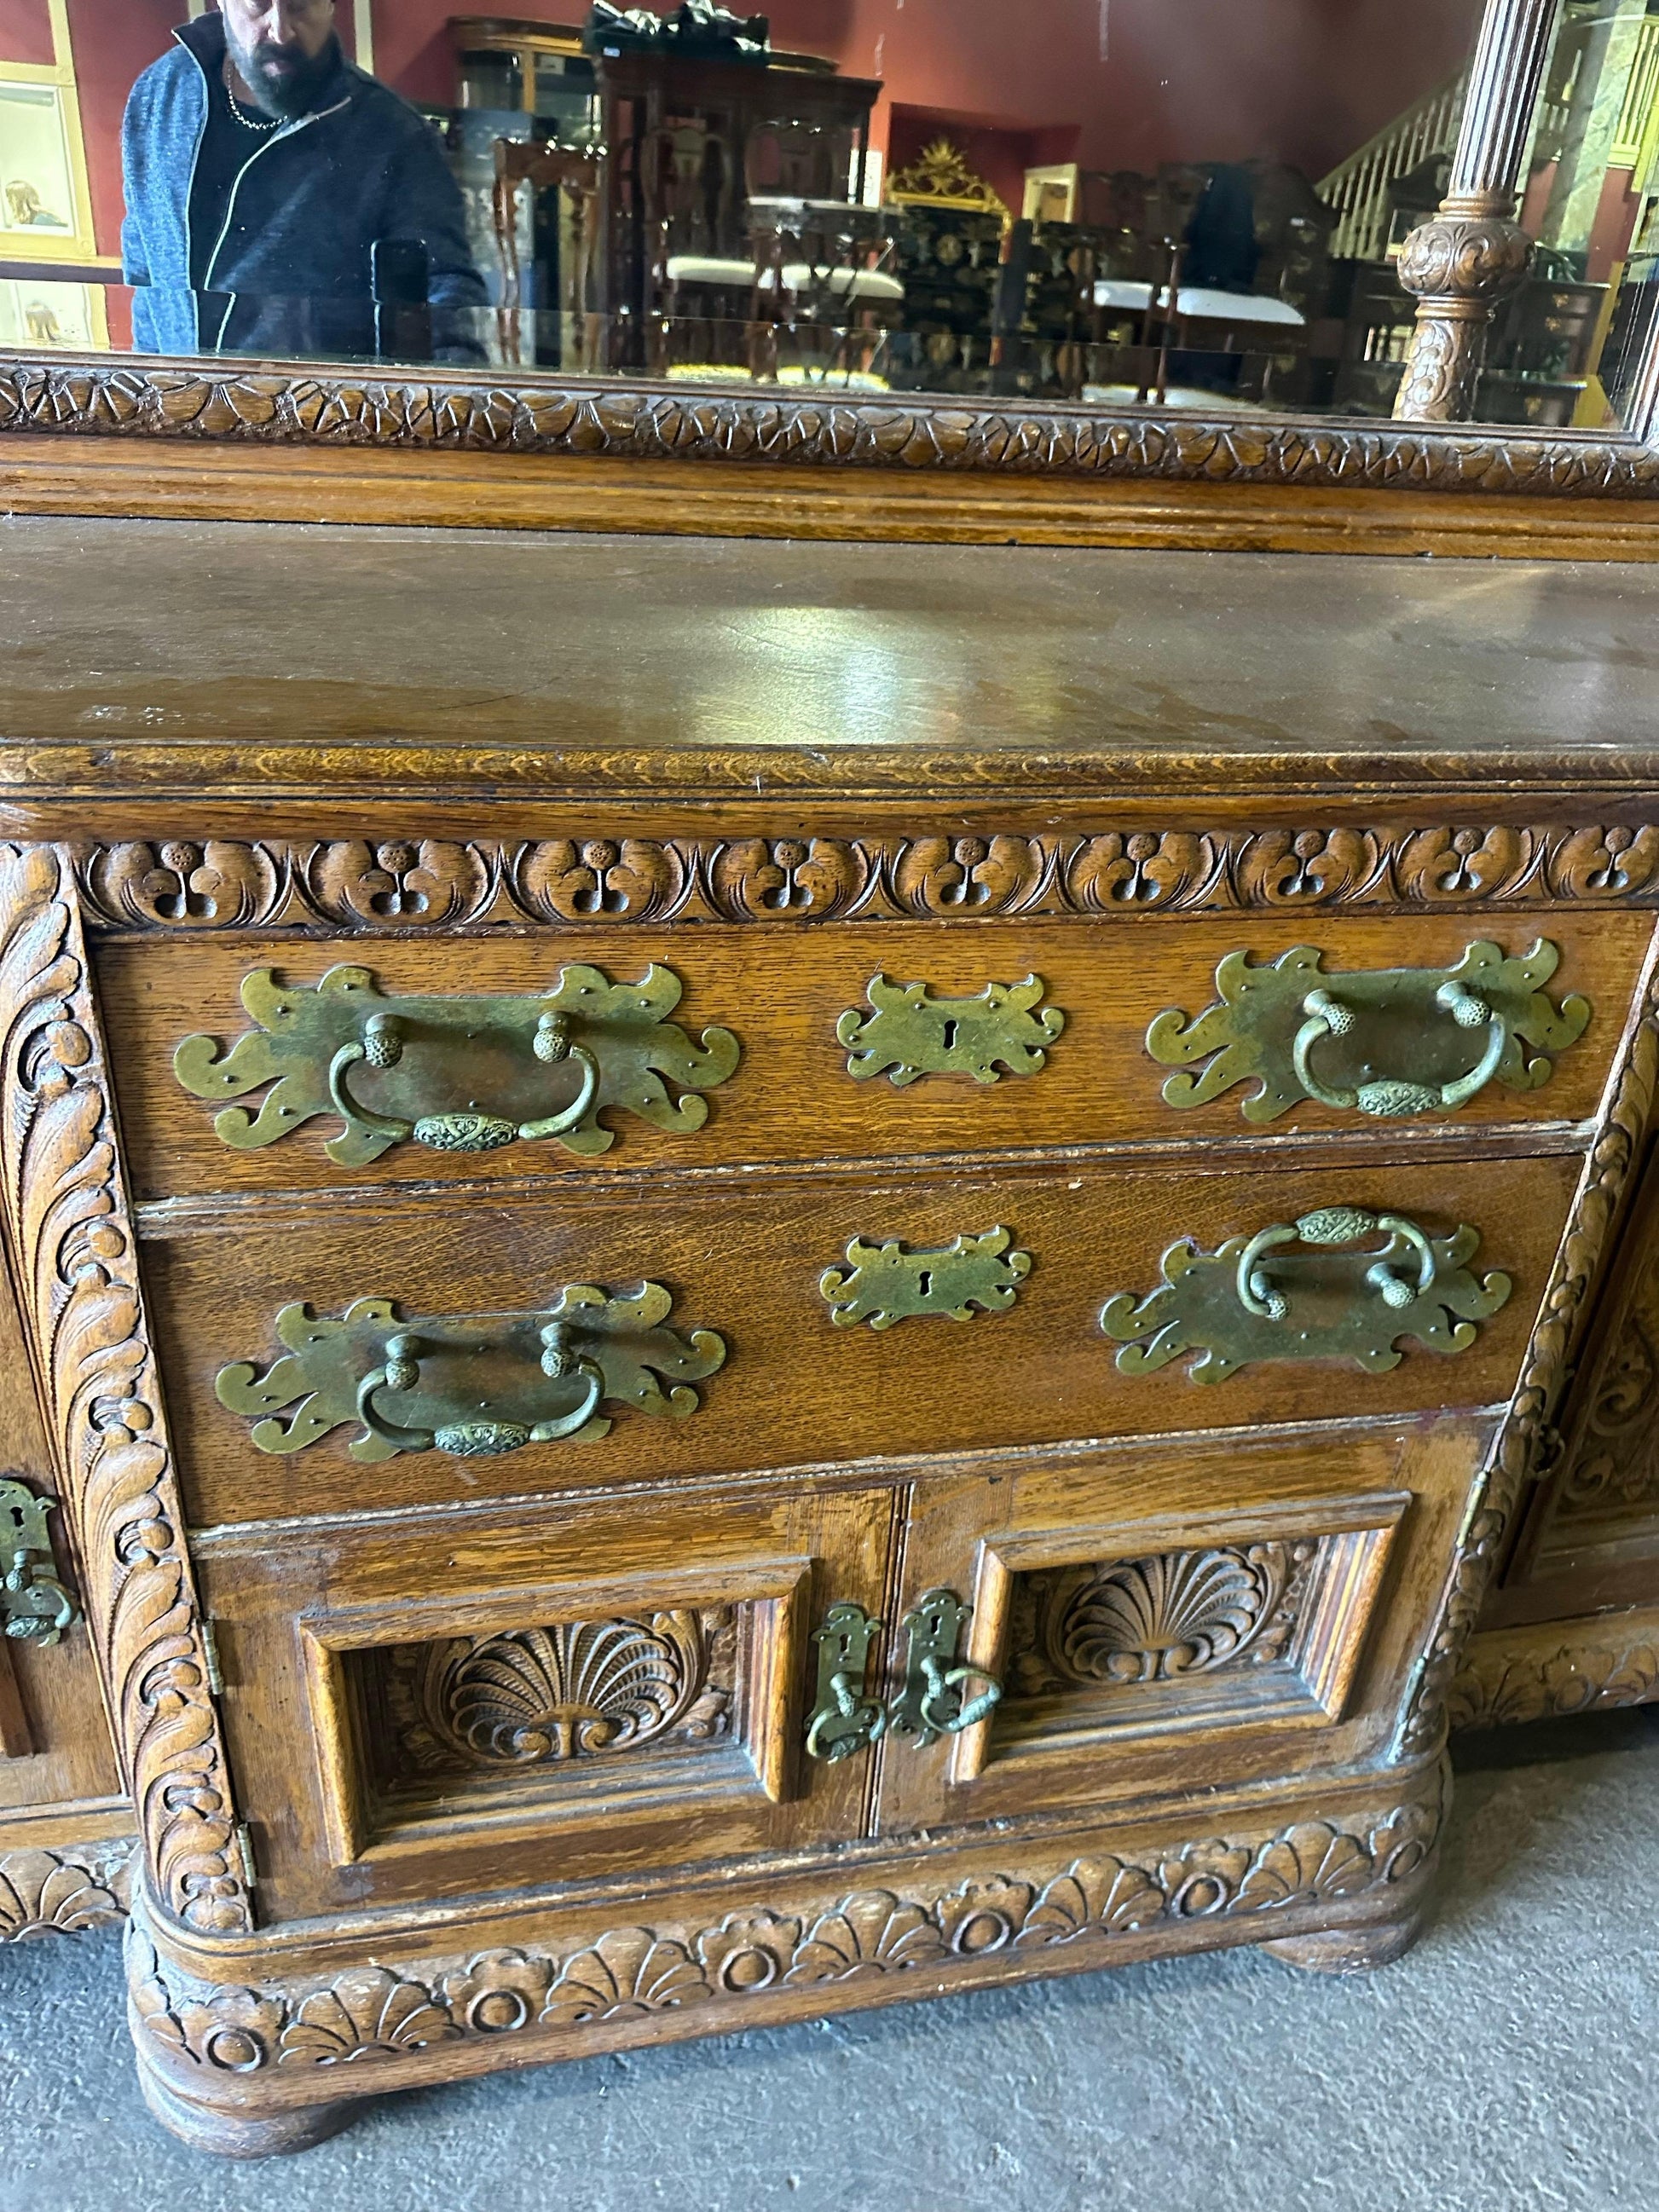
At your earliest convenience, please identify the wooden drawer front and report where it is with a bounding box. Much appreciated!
[149,1150,1576,1528]
[876,1415,1491,1837]
[194,1482,895,1924]
[100,913,1645,1202]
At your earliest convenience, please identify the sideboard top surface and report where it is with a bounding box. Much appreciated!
[4,517,1659,806]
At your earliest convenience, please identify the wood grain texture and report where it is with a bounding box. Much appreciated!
[6,437,1659,562]
[144,1152,1576,1530]
[0,846,249,1932]
[3,526,1659,809]
[98,916,1643,1204]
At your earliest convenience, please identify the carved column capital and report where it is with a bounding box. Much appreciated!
[1392,197,1535,424]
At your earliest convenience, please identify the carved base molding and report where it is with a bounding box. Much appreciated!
[66,827,1659,935]
[129,1762,1444,2142]
[0,1839,133,1940]
[1450,1608,1659,1730]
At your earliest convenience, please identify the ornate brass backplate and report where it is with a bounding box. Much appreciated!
[217,1283,725,1460]
[1100,1205,1512,1383]
[174,962,741,1164]
[886,1589,1003,1748]
[1146,940,1589,1122]
[837,974,1063,1086]
[0,1478,78,1647]
[818,1226,1032,1329]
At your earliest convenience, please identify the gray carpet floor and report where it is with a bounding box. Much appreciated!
[2,1714,1656,2212]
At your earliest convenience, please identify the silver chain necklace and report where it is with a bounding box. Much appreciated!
[223,62,280,132]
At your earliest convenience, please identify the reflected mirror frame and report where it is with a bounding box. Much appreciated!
[1,0,1656,530]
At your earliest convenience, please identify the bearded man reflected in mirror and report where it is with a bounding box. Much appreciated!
[120,0,488,362]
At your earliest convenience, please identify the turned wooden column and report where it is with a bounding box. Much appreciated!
[1392,0,1560,422]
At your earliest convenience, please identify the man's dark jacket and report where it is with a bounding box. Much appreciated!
[121,14,487,360]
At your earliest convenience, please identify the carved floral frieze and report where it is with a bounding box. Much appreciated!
[67,827,1659,935]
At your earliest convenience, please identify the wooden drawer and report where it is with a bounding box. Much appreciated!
[146,1148,1579,1528]
[193,1480,895,1924]
[98,913,1647,1202]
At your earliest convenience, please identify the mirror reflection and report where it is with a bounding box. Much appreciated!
[0,1,1656,429]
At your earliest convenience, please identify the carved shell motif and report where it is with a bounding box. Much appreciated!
[1051,1545,1299,1686]
[402,1612,731,1767]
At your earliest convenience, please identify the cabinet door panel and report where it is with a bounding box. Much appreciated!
[874,1415,1493,1837]
[195,1481,896,1924]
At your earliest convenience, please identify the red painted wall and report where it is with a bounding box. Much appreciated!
[24,0,1487,271]
[0,0,55,67]
[378,0,1483,181]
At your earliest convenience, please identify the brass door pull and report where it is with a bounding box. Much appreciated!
[1292,981,1508,1118]
[356,1323,606,1459]
[329,1010,599,1154]
[887,1588,1003,1747]
[804,1591,1003,1764]
[0,1479,77,1647]
[804,1602,887,1763]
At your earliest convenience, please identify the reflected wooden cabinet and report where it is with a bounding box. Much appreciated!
[4,518,1659,2153]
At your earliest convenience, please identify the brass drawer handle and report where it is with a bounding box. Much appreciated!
[1292,981,1507,1118]
[1147,940,1589,1123]
[1101,1209,1511,1383]
[887,1589,1003,1747]
[356,1323,605,1459]
[218,1282,725,1461]
[1236,1206,1436,1320]
[0,1479,77,1648]
[329,1011,599,1154]
[175,962,740,1165]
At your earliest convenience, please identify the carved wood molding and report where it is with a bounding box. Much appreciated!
[0,845,251,1934]
[69,827,1659,934]
[3,357,1656,502]
[1397,959,1659,1759]
[130,1770,1442,2082]
[0,1839,133,1940]
[1449,1616,1659,1729]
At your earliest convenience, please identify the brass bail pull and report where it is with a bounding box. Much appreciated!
[356,1325,604,1458]
[1293,980,1509,1119]
[804,1602,887,1762]
[1236,1206,1438,1324]
[328,1009,599,1155]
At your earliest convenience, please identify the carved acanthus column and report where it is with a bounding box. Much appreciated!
[1393,0,1561,422]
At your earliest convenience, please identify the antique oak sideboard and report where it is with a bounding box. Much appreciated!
[3,519,1658,2151]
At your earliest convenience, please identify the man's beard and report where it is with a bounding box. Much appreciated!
[227,28,339,119]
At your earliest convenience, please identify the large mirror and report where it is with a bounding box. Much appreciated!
[1,0,1656,431]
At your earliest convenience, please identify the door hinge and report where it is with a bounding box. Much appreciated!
[199,1618,225,1697]
[234,1822,257,1891]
